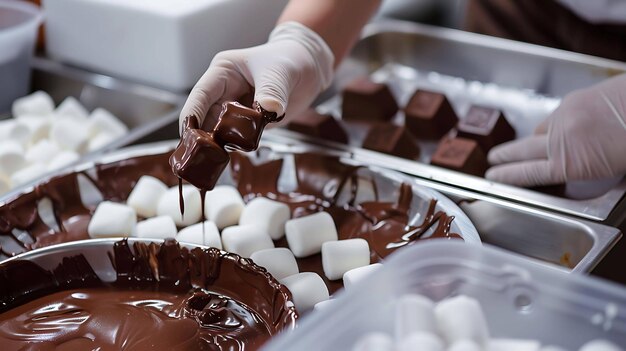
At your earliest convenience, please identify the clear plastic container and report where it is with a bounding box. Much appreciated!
[0,0,42,114]
[263,240,626,350]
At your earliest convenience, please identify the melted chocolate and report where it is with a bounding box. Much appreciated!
[0,146,461,296]
[229,153,461,294]
[0,239,297,350]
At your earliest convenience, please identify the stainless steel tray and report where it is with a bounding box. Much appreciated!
[0,140,480,262]
[264,130,621,273]
[0,57,186,198]
[278,20,626,222]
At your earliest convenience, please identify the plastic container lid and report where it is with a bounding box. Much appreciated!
[263,240,626,350]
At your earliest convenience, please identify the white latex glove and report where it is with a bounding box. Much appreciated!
[486,74,626,187]
[179,21,334,133]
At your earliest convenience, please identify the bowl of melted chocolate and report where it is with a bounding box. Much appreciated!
[0,140,479,292]
[0,238,297,350]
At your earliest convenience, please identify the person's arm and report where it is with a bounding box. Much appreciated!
[179,0,381,133]
[277,0,381,66]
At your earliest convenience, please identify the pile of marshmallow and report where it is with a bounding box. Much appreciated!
[86,175,383,312]
[0,91,128,193]
[353,294,622,351]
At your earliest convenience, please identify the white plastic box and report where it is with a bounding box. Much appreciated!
[42,0,288,91]
[264,241,626,350]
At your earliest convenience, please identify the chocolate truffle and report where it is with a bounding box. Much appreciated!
[341,78,398,122]
[362,123,420,160]
[404,90,458,139]
[457,106,516,152]
[286,109,348,143]
[431,137,488,176]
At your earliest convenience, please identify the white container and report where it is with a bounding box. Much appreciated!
[42,0,288,91]
[0,0,42,113]
[264,241,626,350]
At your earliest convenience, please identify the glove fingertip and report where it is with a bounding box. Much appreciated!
[255,96,286,117]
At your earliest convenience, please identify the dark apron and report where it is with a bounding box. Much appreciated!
[465,0,626,62]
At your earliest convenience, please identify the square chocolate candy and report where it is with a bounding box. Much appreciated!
[213,102,267,152]
[362,123,420,160]
[286,109,348,143]
[457,106,516,152]
[404,90,458,139]
[431,137,488,176]
[342,78,398,122]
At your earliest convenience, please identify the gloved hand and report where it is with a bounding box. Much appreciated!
[179,21,334,134]
[486,74,626,187]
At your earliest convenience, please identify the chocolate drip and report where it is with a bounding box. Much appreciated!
[0,239,297,350]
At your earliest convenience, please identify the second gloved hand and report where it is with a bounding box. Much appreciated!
[179,21,334,133]
[486,74,626,187]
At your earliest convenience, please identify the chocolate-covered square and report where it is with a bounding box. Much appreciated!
[169,128,230,191]
[362,123,420,160]
[286,109,348,143]
[431,137,488,176]
[457,106,516,152]
[342,78,398,122]
[213,102,267,152]
[404,90,458,139]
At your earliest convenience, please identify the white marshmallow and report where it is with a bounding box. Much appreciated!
[352,333,394,351]
[221,225,274,257]
[0,174,9,194]
[435,295,489,346]
[285,211,338,258]
[135,216,178,239]
[54,96,89,120]
[157,185,202,227]
[0,119,31,146]
[487,339,541,351]
[88,201,137,238]
[16,115,51,144]
[126,175,168,218]
[579,340,623,351]
[87,132,117,152]
[176,221,222,249]
[50,118,89,153]
[540,347,568,351]
[449,340,482,351]
[343,263,383,290]
[397,332,444,351]
[280,272,329,312]
[11,91,55,117]
[26,139,60,165]
[395,294,437,339]
[0,141,26,176]
[46,151,80,171]
[250,248,299,280]
[10,163,47,186]
[313,299,336,312]
[204,185,245,229]
[88,108,128,137]
[239,197,290,240]
[321,238,369,280]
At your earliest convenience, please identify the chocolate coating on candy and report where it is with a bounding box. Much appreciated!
[404,90,458,139]
[170,101,281,192]
[431,137,488,176]
[0,239,297,350]
[342,78,398,121]
[457,106,516,152]
[286,109,348,144]
[362,123,421,160]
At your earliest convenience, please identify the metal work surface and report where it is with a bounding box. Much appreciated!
[282,20,626,222]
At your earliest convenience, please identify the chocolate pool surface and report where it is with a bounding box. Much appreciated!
[0,239,296,350]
